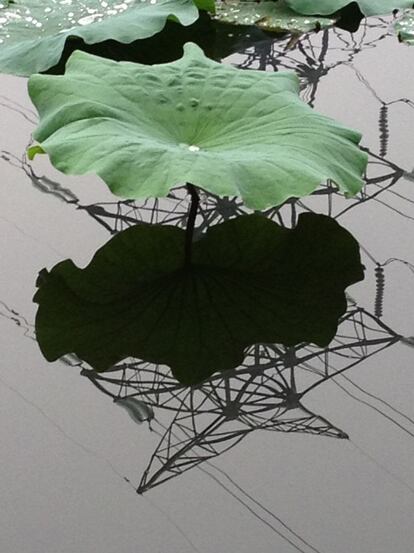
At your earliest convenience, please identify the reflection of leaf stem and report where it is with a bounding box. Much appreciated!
[185,183,200,267]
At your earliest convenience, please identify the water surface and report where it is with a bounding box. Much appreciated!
[1,15,413,553]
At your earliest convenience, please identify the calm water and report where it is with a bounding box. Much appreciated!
[1,16,414,553]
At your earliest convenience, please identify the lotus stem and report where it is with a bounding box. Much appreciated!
[185,183,199,267]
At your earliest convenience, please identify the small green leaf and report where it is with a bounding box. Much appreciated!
[27,144,46,160]
[34,213,364,385]
[194,0,215,13]
[215,1,336,33]
[395,9,414,44]
[286,0,414,17]
[29,43,367,210]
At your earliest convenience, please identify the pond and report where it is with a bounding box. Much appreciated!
[0,8,414,553]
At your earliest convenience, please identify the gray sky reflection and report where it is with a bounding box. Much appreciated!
[0,14,413,553]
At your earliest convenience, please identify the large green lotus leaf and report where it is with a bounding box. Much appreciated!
[34,213,364,385]
[286,0,414,16]
[29,43,367,210]
[0,0,205,76]
[214,1,336,33]
[395,10,414,43]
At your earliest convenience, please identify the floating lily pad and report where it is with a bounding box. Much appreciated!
[286,0,414,16]
[29,43,367,210]
[34,213,364,385]
[395,9,414,43]
[214,1,336,33]
[0,0,205,76]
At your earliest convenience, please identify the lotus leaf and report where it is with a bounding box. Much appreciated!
[286,0,414,16]
[29,43,367,210]
[0,0,206,76]
[215,1,336,33]
[395,10,414,43]
[34,213,364,385]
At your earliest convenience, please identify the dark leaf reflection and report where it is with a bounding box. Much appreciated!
[34,212,364,384]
